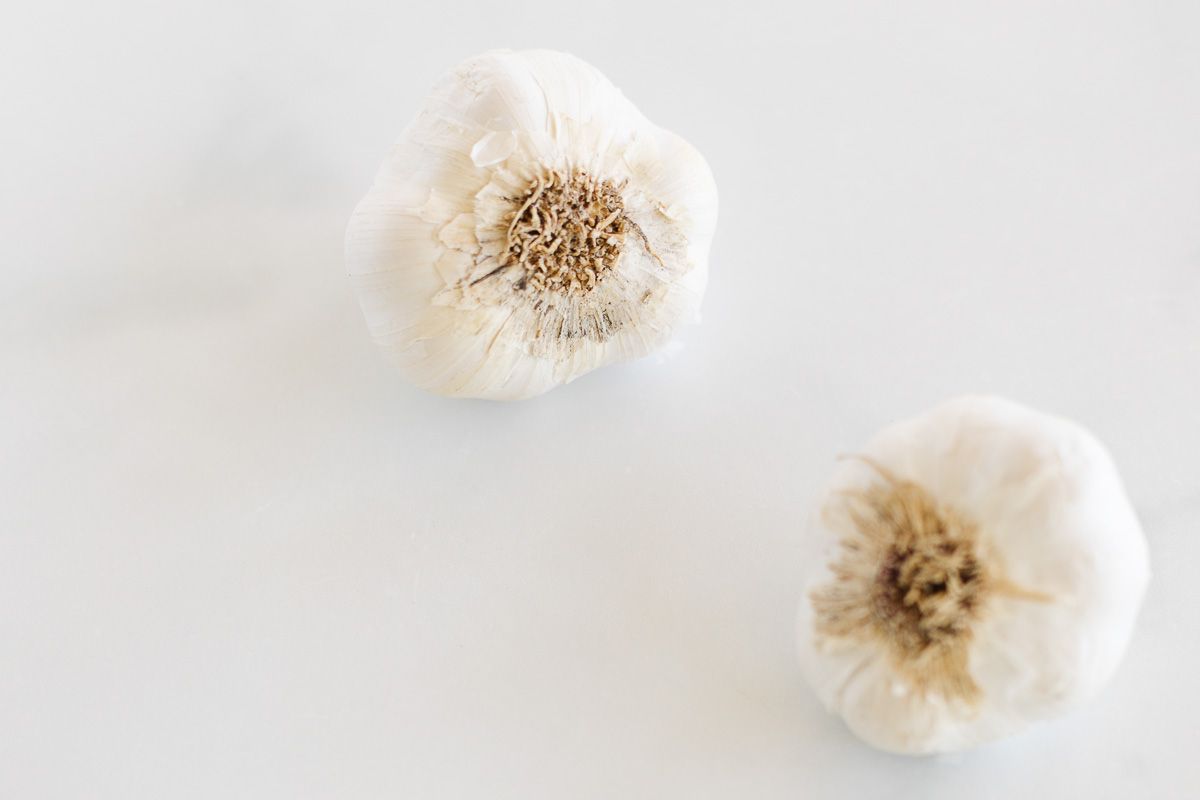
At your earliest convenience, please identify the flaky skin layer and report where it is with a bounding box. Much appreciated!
[797,396,1150,754]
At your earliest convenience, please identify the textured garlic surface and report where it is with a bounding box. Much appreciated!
[797,396,1150,755]
[345,49,718,399]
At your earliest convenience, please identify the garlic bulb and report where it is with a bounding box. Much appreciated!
[796,396,1150,754]
[345,49,718,399]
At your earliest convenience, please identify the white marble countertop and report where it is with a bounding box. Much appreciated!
[3,1,1198,796]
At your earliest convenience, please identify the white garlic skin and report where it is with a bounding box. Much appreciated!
[797,395,1150,755]
[345,50,718,399]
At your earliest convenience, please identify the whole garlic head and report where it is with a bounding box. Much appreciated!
[796,396,1150,754]
[345,49,718,399]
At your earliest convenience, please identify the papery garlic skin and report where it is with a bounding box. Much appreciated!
[797,396,1150,755]
[345,50,717,399]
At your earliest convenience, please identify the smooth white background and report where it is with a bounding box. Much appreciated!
[3,1,1198,797]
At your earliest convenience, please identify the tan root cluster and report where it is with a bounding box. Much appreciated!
[812,460,991,704]
[502,170,629,294]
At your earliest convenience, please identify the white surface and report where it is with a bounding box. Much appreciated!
[2,1,1198,797]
